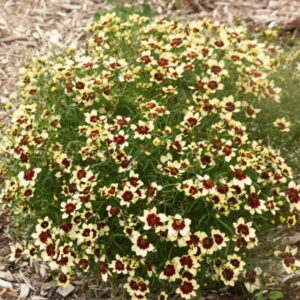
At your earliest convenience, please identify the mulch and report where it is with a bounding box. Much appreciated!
[0,0,300,299]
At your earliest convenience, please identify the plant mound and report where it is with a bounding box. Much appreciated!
[1,12,299,299]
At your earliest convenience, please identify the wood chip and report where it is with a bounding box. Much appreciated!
[19,283,30,299]
[56,284,75,297]
[0,278,13,289]
[41,281,56,290]
[0,271,14,282]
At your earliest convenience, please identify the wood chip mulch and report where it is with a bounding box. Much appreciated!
[0,0,300,299]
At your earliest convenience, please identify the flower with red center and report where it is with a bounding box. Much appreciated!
[99,259,110,282]
[233,217,256,242]
[110,130,129,148]
[138,50,152,64]
[124,276,149,298]
[207,59,228,77]
[118,185,141,207]
[146,182,162,201]
[211,229,229,250]
[183,111,201,128]
[115,115,130,127]
[157,291,168,300]
[131,120,154,140]
[231,166,252,187]
[244,104,261,119]
[139,207,167,232]
[9,243,24,262]
[105,57,127,70]
[227,254,245,273]
[274,246,300,274]
[198,175,216,196]
[18,167,41,186]
[244,187,267,215]
[56,273,70,287]
[131,231,154,257]
[175,255,199,275]
[109,254,128,274]
[61,199,81,219]
[167,214,191,241]
[159,260,180,282]
[58,154,72,172]
[157,153,184,178]
[219,265,238,286]
[244,267,262,292]
[167,135,187,153]
[273,117,290,132]
[176,279,199,299]
[286,181,300,211]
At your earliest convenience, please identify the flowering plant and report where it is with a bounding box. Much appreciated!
[0,12,299,299]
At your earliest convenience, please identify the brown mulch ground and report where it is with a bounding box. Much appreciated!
[0,0,300,299]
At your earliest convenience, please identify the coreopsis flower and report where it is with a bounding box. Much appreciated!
[105,57,127,70]
[139,207,167,232]
[244,187,267,215]
[77,223,98,245]
[9,242,24,262]
[31,227,53,249]
[106,205,121,217]
[286,181,300,211]
[24,243,37,261]
[35,217,52,233]
[176,279,199,299]
[56,273,71,287]
[109,254,128,275]
[227,254,245,273]
[207,59,228,77]
[211,229,229,250]
[273,117,291,132]
[233,217,256,242]
[61,199,81,219]
[162,85,178,96]
[167,214,191,241]
[131,231,154,257]
[182,110,201,128]
[244,104,261,118]
[231,166,252,187]
[197,175,216,196]
[138,50,153,64]
[219,265,238,286]
[175,254,200,274]
[286,215,297,227]
[219,140,236,162]
[17,167,41,186]
[118,185,143,207]
[146,182,162,201]
[124,276,149,299]
[131,120,154,140]
[109,130,129,149]
[220,96,241,118]
[274,246,300,274]
[157,153,184,178]
[167,135,187,153]
[57,153,72,173]
[99,257,110,282]
[244,267,262,293]
[198,231,216,255]
[266,197,280,215]
[159,260,180,282]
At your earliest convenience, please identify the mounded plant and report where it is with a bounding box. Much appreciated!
[0,11,299,299]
